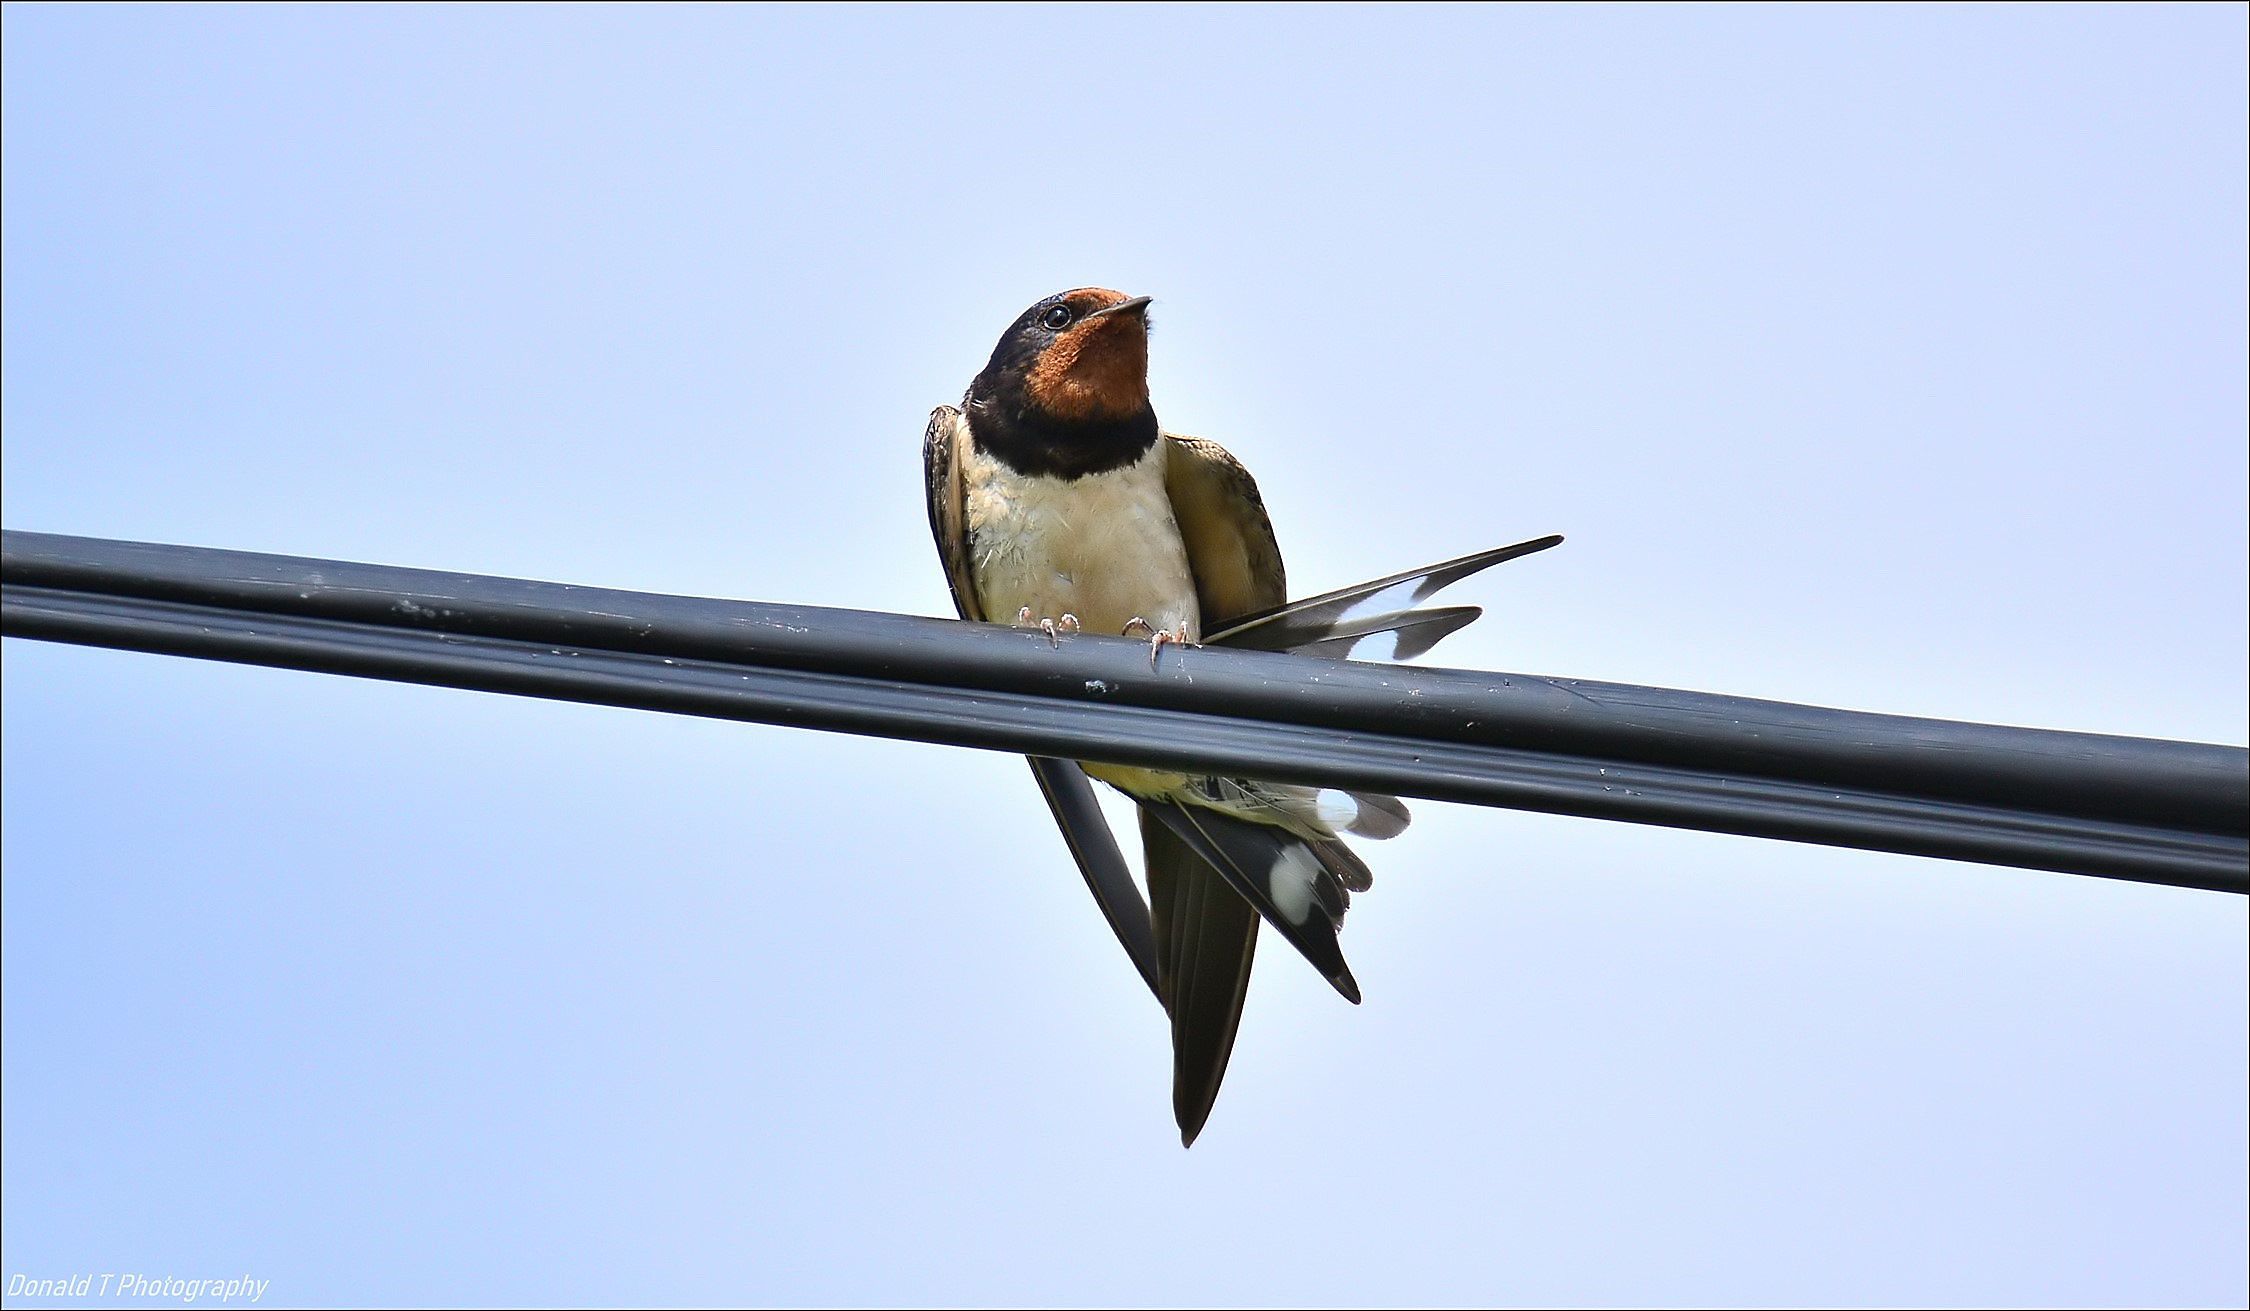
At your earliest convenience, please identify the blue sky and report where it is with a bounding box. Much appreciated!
[4,6,2244,1307]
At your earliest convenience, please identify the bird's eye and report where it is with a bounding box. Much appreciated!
[1040,304,1074,330]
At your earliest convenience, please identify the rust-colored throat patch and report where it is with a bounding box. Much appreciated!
[1026,289,1150,421]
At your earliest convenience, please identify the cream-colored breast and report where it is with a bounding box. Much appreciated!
[962,441,1201,641]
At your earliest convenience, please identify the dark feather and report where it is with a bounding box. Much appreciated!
[1145,800,1362,1005]
[1309,837,1376,894]
[1029,758,1159,1000]
[1143,809,1260,1147]
[1204,535,1563,659]
[1281,606,1483,663]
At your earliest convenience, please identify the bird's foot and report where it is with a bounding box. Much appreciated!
[1015,607,1081,647]
[1123,616,1193,669]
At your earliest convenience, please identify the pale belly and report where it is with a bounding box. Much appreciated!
[963,443,1201,642]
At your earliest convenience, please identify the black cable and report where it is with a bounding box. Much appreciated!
[5,530,2243,894]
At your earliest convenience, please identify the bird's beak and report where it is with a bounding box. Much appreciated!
[1085,295,1153,320]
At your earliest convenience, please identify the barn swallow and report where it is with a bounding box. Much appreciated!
[922,287,1560,1145]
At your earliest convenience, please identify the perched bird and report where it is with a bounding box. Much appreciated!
[923,287,1557,1144]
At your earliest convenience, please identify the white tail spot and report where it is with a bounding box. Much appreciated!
[1314,789,1361,829]
[1266,845,1324,923]
[1349,630,1402,662]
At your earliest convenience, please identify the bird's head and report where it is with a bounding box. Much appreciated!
[965,288,1157,478]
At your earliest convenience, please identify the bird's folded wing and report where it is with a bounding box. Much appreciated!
[921,406,985,622]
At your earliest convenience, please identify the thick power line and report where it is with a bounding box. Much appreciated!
[5,529,2243,894]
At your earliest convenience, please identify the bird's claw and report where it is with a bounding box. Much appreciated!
[1123,616,1192,670]
[1016,607,1080,648]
